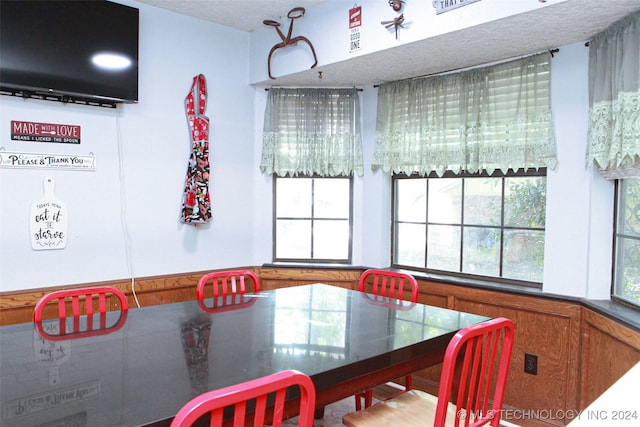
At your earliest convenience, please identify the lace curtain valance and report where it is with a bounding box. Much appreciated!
[372,52,557,176]
[585,11,640,179]
[260,88,363,177]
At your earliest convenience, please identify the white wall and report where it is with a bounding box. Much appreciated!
[355,86,392,267]
[0,0,616,302]
[543,43,614,298]
[0,1,255,292]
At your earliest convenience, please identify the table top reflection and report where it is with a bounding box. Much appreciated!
[0,283,489,427]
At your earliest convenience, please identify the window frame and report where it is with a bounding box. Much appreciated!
[272,174,354,264]
[612,179,640,310]
[391,168,547,289]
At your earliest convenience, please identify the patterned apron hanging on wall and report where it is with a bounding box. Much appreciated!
[181,74,212,224]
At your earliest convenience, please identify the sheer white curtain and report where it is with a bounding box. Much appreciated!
[586,11,640,178]
[372,52,557,176]
[261,88,363,177]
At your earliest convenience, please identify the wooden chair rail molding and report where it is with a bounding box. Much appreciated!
[1,266,639,427]
[0,267,362,325]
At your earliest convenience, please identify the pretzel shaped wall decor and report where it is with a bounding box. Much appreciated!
[263,7,318,79]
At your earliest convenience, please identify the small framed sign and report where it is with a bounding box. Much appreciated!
[11,120,81,144]
[0,151,96,171]
[349,6,362,53]
[433,0,482,15]
[30,177,68,251]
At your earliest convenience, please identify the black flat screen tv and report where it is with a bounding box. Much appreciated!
[0,0,139,106]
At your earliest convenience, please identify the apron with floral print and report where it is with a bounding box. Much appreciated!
[181,74,212,224]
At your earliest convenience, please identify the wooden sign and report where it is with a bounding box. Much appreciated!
[433,0,482,15]
[11,120,81,144]
[30,177,68,251]
[0,151,96,171]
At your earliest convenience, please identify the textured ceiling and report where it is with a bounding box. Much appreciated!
[138,0,326,32]
[136,0,640,87]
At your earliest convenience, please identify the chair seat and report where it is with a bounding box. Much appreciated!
[343,390,457,427]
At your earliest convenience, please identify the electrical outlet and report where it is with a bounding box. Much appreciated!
[524,353,538,375]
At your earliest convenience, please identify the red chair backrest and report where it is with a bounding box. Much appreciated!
[170,370,316,427]
[33,286,128,339]
[196,270,261,301]
[197,295,257,314]
[358,269,418,302]
[435,317,515,427]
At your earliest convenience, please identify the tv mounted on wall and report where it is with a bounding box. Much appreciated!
[0,0,139,107]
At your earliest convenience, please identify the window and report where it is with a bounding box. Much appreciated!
[613,179,640,308]
[274,175,352,263]
[392,169,546,287]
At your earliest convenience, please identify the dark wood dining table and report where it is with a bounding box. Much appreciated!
[0,283,489,426]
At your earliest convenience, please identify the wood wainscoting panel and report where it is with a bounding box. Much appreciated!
[256,266,361,291]
[579,309,640,409]
[0,292,43,325]
[454,298,581,427]
[416,291,448,308]
[0,271,214,326]
[411,280,583,427]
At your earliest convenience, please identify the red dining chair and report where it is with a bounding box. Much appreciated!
[33,286,129,339]
[355,269,419,410]
[170,369,316,427]
[358,269,418,303]
[343,317,515,427]
[196,269,261,303]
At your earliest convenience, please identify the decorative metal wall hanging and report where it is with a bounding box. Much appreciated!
[381,13,405,39]
[389,0,404,11]
[263,7,318,79]
[382,0,406,39]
